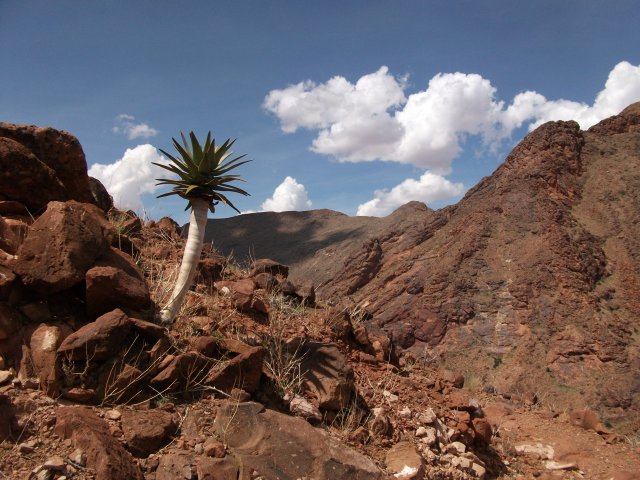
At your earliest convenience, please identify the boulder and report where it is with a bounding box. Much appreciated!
[57,309,131,361]
[85,247,151,317]
[0,216,21,255]
[29,323,72,396]
[150,351,213,392]
[291,340,355,410]
[196,256,226,286]
[385,441,425,479]
[251,258,289,278]
[0,137,68,212]
[205,345,265,394]
[54,406,144,480]
[14,201,114,295]
[121,409,176,458]
[196,457,239,480]
[214,278,257,312]
[155,453,194,480]
[88,176,113,212]
[0,122,94,208]
[213,401,383,480]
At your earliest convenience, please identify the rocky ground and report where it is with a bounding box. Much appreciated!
[0,112,639,480]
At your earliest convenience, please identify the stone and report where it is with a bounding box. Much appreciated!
[253,272,279,291]
[416,427,437,447]
[0,122,94,209]
[85,247,151,317]
[205,345,264,394]
[195,457,239,480]
[0,265,17,301]
[250,258,289,278]
[291,340,355,410]
[54,406,144,480]
[43,456,66,471]
[0,369,14,385]
[121,409,176,458]
[214,278,256,312]
[515,443,554,460]
[155,453,193,480]
[472,418,492,444]
[0,302,20,340]
[150,351,213,392]
[14,201,114,294]
[99,364,144,404]
[196,256,226,286]
[0,216,21,255]
[289,394,322,421]
[203,438,226,458]
[213,401,383,480]
[88,177,113,212]
[156,217,182,238]
[385,441,424,479]
[62,388,96,403]
[57,309,131,361]
[189,336,220,357]
[569,408,610,434]
[444,441,466,454]
[29,323,71,396]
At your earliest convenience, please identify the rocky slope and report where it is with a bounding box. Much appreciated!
[205,103,640,432]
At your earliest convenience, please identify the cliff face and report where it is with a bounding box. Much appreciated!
[205,103,640,426]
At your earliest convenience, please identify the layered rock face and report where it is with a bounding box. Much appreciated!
[205,103,640,424]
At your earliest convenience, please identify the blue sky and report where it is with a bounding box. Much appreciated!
[2,0,639,223]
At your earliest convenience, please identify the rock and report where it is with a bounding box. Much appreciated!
[29,323,71,396]
[150,351,213,392]
[213,401,383,479]
[444,441,466,454]
[279,278,316,304]
[0,369,14,385]
[156,216,182,238]
[57,309,132,361]
[370,411,392,437]
[569,409,610,434]
[251,258,289,278]
[85,247,151,317]
[88,177,113,212]
[54,406,144,480]
[416,426,437,447]
[0,216,21,255]
[196,256,226,286]
[253,272,279,291]
[545,460,579,471]
[291,340,355,410]
[0,393,15,441]
[19,301,50,322]
[515,443,555,460]
[205,345,264,394]
[203,438,226,458]
[121,409,176,458]
[43,456,66,471]
[0,265,17,301]
[418,408,437,425]
[14,201,114,294]
[0,122,94,209]
[155,453,193,480]
[100,364,144,404]
[195,457,239,480]
[214,278,256,312]
[472,418,492,445]
[62,388,96,403]
[0,136,68,212]
[105,409,121,420]
[385,441,424,479]
[0,302,20,340]
[189,335,219,357]
[289,394,322,421]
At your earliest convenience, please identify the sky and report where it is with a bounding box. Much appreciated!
[2,0,640,223]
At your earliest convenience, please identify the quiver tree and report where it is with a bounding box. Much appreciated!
[154,131,250,324]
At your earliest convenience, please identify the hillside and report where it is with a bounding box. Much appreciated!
[205,103,640,430]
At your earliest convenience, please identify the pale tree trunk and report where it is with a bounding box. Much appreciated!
[160,198,209,324]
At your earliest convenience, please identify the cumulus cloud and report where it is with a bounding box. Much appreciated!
[261,176,312,212]
[265,61,640,174]
[356,172,464,217]
[88,144,169,210]
[112,114,158,140]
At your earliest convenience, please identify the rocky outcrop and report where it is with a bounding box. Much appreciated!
[0,123,94,211]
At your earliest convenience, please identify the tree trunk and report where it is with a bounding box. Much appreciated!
[159,198,208,324]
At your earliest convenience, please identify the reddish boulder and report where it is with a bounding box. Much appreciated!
[57,309,131,361]
[254,272,279,291]
[214,278,256,312]
[205,345,265,394]
[251,258,289,278]
[121,409,176,458]
[88,177,113,212]
[0,122,94,207]
[0,137,68,212]
[54,406,144,480]
[196,457,239,480]
[150,351,213,392]
[14,201,114,295]
[85,247,151,317]
[155,453,194,480]
[0,216,21,255]
[29,323,72,396]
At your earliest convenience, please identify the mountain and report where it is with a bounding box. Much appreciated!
[204,102,640,428]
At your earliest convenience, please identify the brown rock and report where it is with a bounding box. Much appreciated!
[196,457,239,480]
[99,364,145,404]
[54,406,144,480]
[472,418,493,445]
[203,438,226,458]
[213,401,383,480]
[190,336,220,357]
[197,256,226,286]
[569,409,610,434]
[385,441,424,479]
[0,122,94,207]
[121,409,176,458]
[29,323,71,396]
[57,309,131,361]
[0,265,17,301]
[205,346,264,394]
[0,216,21,255]
[62,388,96,403]
[0,137,68,212]
[253,272,279,291]
[85,247,151,317]
[251,258,289,278]
[155,453,193,480]
[14,201,114,294]
[88,177,113,212]
[156,217,181,238]
[214,278,256,312]
[150,351,213,392]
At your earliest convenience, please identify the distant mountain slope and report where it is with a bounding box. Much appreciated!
[204,103,640,429]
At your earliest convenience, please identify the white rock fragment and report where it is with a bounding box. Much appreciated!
[515,443,554,460]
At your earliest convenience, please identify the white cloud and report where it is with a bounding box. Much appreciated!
[88,144,169,210]
[261,176,312,212]
[265,61,640,174]
[356,172,464,217]
[112,114,158,140]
